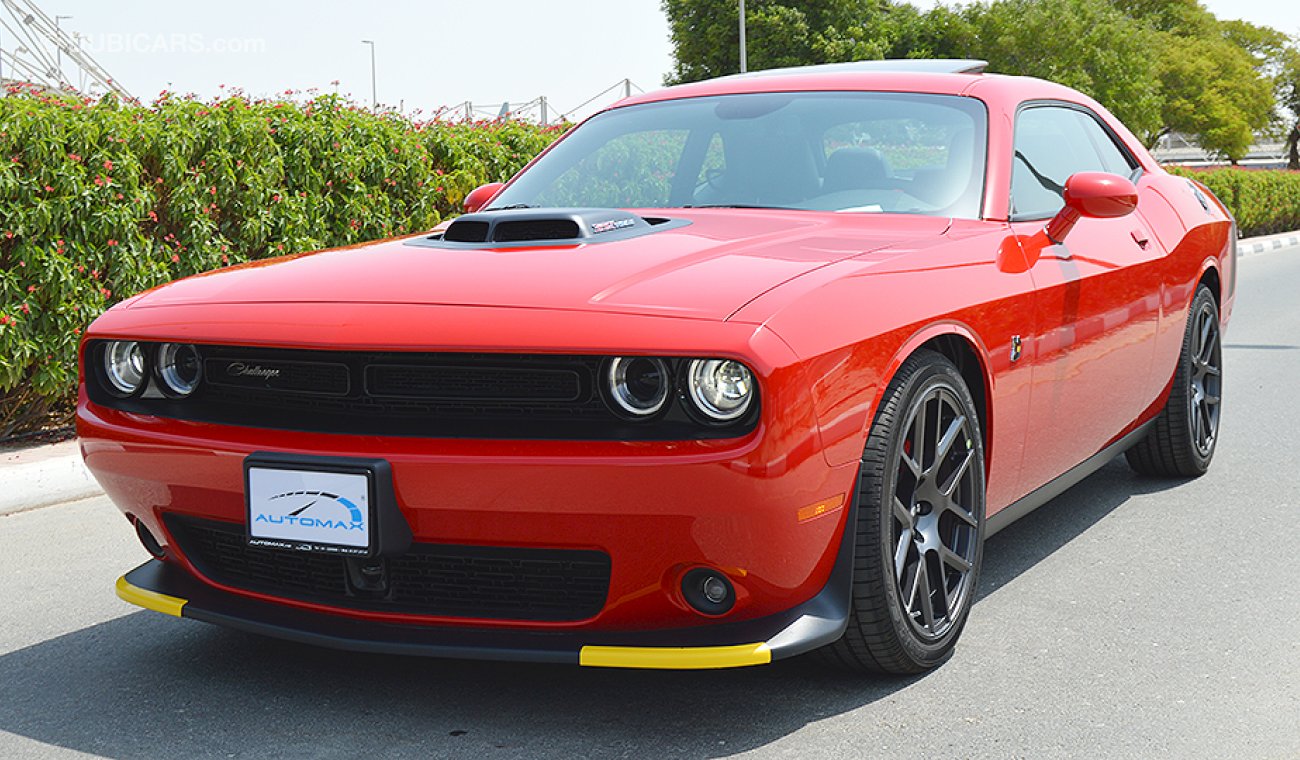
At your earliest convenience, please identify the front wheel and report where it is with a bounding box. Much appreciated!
[822,350,986,674]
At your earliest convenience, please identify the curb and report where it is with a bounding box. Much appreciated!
[0,440,100,516]
[1238,231,1300,257]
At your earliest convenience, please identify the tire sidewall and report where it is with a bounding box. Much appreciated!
[872,356,987,667]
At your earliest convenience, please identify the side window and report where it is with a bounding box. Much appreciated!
[1011,106,1135,219]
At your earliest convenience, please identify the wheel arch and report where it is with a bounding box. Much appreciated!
[1197,261,1221,307]
[871,323,994,468]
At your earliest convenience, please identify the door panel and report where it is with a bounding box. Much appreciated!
[1013,217,1164,495]
[1007,103,1164,497]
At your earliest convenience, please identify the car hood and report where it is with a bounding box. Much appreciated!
[127,210,949,321]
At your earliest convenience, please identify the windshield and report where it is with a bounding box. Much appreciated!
[490,91,987,219]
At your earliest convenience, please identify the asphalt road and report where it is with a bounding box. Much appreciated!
[2,251,1298,759]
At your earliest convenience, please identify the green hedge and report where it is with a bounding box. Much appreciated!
[1165,165,1300,238]
[0,87,564,437]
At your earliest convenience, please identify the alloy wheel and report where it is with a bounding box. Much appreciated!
[892,384,981,639]
[1189,302,1222,457]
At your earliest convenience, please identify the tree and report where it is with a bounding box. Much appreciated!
[1153,32,1274,162]
[1108,0,1281,161]
[933,0,1165,138]
[662,0,906,84]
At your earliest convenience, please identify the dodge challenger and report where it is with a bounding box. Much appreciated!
[84,59,1234,674]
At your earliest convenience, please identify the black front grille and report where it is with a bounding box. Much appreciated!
[85,343,760,440]
[365,364,581,401]
[166,514,611,622]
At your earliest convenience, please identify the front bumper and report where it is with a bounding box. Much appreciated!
[116,491,856,669]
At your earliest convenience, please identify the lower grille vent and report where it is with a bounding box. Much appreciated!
[166,514,611,622]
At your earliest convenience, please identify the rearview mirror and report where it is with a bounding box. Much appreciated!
[1044,172,1137,244]
[463,182,505,214]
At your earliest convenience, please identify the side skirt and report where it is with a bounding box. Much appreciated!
[986,420,1154,537]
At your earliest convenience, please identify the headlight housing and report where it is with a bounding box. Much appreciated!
[156,343,202,397]
[606,357,670,417]
[102,341,148,397]
[685,358,754,422]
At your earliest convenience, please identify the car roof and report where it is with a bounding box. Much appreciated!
[615,60,1080,108]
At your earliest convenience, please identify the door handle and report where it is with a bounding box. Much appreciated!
[1131,229,1150,249]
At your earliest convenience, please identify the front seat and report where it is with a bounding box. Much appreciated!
[822,147,891,194]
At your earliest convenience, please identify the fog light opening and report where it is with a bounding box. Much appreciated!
[134,518,166,559]
[682,567,735,616]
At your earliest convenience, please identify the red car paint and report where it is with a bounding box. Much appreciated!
[80,69,1234,649]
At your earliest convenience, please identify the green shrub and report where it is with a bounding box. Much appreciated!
[0,87,563,437]
[1164,165,1300,238]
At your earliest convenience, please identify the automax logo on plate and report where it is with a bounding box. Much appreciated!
[247,467,370,551]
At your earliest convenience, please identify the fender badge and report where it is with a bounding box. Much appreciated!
[1010,335,1023,363]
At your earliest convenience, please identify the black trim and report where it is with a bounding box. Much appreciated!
[85,343,760,442]
[120,488,858,664]
[986,420,1154,536]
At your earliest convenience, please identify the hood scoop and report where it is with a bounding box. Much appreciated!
[418,207,687,248]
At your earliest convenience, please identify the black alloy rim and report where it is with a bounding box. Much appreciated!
[891,384,980,639]
[1190,302,1223,457]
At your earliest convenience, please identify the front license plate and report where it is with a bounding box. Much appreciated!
[246,465,372,555]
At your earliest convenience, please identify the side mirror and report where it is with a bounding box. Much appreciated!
[1044,172,1137,244]
[463,182,505,214]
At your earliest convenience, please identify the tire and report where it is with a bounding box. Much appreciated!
[1126,285,1222,477]
[822,349,986,674]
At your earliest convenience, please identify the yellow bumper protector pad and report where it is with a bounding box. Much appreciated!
[579,642,771,669]
[116,575,187,617]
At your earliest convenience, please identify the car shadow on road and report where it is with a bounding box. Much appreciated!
[0,458,1187,759]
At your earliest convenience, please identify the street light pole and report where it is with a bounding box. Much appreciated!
[738,0,747,73]
[361,39,376,109]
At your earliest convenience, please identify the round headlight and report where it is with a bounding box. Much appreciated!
[103,341,147,396]
[686,359,754,421]
[156,343,202,397]
[607,357,670,417]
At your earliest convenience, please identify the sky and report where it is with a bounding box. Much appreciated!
[5,0,1299,122]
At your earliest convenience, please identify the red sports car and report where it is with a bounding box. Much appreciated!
[83,59,1234,674]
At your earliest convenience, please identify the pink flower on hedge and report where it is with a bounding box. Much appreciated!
[155,177,163,184]
[68,153,81,162]
[209,186,216,195]
[27,285,35,293]
[272,194,281,202]
[0,314,9,326]
[171,254,179,263]
[20,303,30,314]
[73,327,81,336]
[107,239,118,247]
[44,185,53,192]
[103,160,114,171]
[101,288,111,298]
[147,211,158,222]
[3,231,12,239]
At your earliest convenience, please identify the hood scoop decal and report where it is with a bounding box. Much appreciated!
[413,207,687,249]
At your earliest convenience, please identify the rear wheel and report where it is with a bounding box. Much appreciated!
[1126,285,1222,477]
[823,350,985,674]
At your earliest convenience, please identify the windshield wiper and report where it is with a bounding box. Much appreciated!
[487,203,536,211]
[680,203,803,210]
